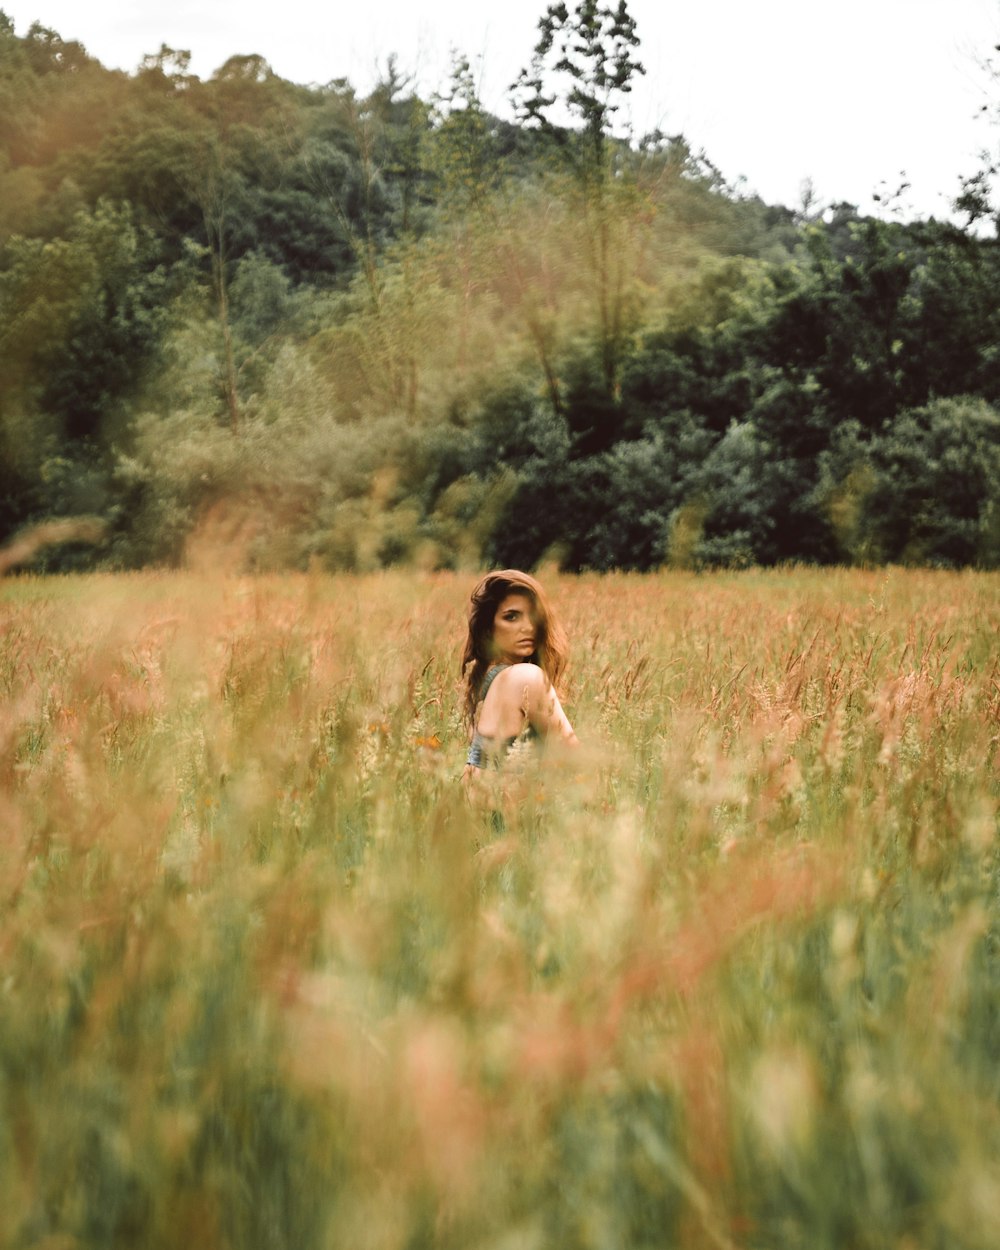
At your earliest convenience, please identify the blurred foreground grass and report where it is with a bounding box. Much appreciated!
[1,568,998,1250]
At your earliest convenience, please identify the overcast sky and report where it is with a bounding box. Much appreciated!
[10,0,1000,219]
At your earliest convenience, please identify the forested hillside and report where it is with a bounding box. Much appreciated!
[1,4,998,571]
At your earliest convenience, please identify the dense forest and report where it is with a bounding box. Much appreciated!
[1,3,999,572]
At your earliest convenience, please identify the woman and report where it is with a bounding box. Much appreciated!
[461,570,577,785]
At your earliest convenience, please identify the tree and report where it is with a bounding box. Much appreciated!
[304,60,436,419]
[510,2,649,404]
[955,39,1000,235]
[0,201,171,545]
[510,0,644,178]
[427,54,502,215]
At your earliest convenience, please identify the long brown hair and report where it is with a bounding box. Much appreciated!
[460,569,568,728]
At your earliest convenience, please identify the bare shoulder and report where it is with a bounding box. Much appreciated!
[494,662,548,690]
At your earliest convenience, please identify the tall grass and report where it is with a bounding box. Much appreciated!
[1,568,997,1249]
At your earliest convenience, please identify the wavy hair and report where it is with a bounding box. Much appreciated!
[460,569,568,729]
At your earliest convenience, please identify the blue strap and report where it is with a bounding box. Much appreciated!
[477,663,507,703]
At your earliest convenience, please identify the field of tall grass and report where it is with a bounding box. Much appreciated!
[1,567,997,1249]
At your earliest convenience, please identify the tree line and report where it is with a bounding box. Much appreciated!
[1,3,998,572]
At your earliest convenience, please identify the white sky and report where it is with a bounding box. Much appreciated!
[9,0,1000,220]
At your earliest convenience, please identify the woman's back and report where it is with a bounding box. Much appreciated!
[466,662,541,769]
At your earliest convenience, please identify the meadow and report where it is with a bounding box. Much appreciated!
[1,567,998,1250]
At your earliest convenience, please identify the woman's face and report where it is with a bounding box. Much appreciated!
[491,592,537,665]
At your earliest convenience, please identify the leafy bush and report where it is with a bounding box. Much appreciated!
[817,398,1000,568]
[862,397,1000,567]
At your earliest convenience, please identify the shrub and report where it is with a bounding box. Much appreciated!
[860,397,1000,567]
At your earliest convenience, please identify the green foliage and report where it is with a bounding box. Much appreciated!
[0,201,171,553]
[861,397,1000,566]
[1,8,998,571]
[814,397,1000,568]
